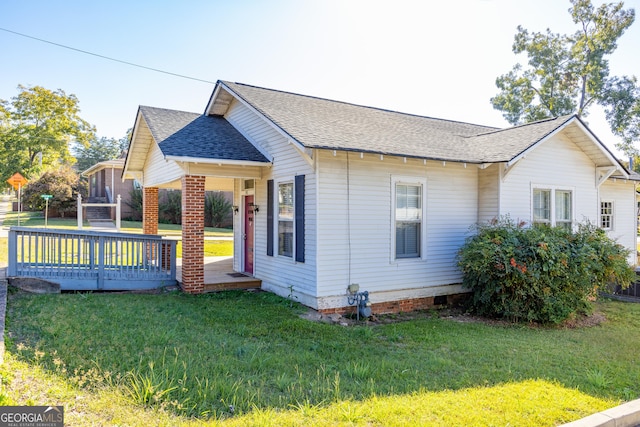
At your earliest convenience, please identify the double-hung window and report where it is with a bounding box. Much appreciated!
[278,182,294,257]
[268,176,305,262]
[532,187,573,230]
[600,201,613,230]
[394,178,424,259]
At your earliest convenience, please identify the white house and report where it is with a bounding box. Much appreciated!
[123,80,638,314]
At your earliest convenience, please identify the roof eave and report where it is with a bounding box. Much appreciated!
[164,155,271,167]
[122,108,144,182]
[204,81,224,116]
[505,116,575,168]
[81,160,124,177]
[573,115,629,179]
[315,146,484,164]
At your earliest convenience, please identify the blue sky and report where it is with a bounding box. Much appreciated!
[1,0,639,155]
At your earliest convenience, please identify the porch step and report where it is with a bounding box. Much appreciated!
[85,206,111,220]
[203,279,262,292]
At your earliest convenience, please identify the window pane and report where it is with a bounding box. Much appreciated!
[278,220,293,257]
[555,191,571,221]
[533,189,550,223]
[278,183,294,220]
[396,222,420,258]
[600,201,613,229]
[396,184,421,220]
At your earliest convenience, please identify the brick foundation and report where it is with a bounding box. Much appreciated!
[318,292,470,316]
[181,175,205,294]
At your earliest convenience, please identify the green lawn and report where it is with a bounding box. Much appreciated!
[0,211,233,264]
[3,290,638,426]
[2,210,233,237]
[0,237,232,266]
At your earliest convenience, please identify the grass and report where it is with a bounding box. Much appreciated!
[0,210,233,265]
[2,210,233,237]
[4,290,639,426]
[0,236,232,266]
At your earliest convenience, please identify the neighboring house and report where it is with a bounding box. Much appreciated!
[123,80,639,314]
[82,158,233,225]
[82,159,136,220]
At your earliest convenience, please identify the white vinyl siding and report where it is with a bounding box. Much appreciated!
[142,142,185,187]
[499,134,596,227]
[599,179,637,264]
[316,151,476,300]
[226,100,317,305]
[477,163,500,223]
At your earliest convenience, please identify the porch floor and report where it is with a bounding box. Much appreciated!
[175,256,261,292]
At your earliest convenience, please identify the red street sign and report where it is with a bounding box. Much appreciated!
[7,172,27,190]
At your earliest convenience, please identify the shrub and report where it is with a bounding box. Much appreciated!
[457,217,635,324]
[124,187,142,221]
[22,167,86,216]
[205,191,232,228]
[159,190,181,224]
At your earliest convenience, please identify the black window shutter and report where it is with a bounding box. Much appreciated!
[266,179,274,256]
[295,175,305,263]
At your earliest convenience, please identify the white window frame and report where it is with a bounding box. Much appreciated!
[276,180,294,258]
[531,185,575,230]
[391,176,427,262]
[600,200,614,231]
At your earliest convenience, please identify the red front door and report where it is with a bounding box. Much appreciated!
[244,195,255,274]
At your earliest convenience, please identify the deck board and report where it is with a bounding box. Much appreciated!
[176,256,261,291]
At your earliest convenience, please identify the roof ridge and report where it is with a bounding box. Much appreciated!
[469,114,576,138]
[221,80,500,130]
[139,105,200,115]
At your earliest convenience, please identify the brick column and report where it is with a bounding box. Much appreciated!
[142,187,159,235]
[181,175,205,293]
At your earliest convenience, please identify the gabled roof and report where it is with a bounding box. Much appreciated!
[209,81,497,163]
[464,115,575,162]
[81,159,124,177]
[208,81,628,176]
[138,106,269,164]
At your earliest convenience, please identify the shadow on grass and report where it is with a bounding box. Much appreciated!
[5,290,640,423]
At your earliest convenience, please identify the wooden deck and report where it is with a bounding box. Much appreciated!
[176,256,261,292]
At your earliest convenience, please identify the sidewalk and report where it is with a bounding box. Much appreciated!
[0,194,11,238]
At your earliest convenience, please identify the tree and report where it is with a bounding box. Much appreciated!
[22,167,87,216]
[491,0,639,154]
[0,85,95,183]
[74,136,122,172]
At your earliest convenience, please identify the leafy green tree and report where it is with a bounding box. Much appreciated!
[491,0,639,154]
[74,136,122,172]
[0,85,95,183]
[22,167,87,216]
[119,128,132,153]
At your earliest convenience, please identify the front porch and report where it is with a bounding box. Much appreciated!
[175,256,261,292]
[123,105,271,294]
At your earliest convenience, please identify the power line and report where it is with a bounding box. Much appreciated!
[0,27,216,85]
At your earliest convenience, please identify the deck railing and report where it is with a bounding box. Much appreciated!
[7,227,177,291]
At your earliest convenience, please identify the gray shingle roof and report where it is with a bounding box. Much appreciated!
[220,81,577,163]
[139,106,269,163]
[464,115,575,162]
